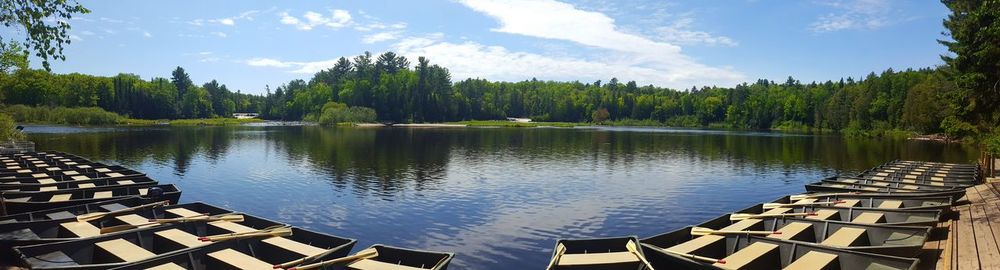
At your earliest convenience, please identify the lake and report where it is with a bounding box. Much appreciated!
[23,124,978,270]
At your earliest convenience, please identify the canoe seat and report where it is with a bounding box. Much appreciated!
[146,263,186,270]
[32,173,48,177]
[851,213,885,224]
[807,210,840,221]
[761,207,792,215]
[39,186,58,191]
[95,238,156,262]
[870,176,885,180]
[106,172,125,177]
[716,242,779,270]
[723,219,762,231]
[95,168,112,173]
[793,198,817,204]
[835,199,860,207]
[166,208,203,218]
[78,183,96,188]
[782,251,838,270]
[65,162,78,165]
[60,222,100,237]
[154,228,205,248]
[209,220,256,233]
[115,214,152,226]
[875,172,889,177]
[207,249,272,269]
[557,252,639,266]
[46,211,76,220]
[17,169,31,173]
[139,188,149,196]
[877,200,903,209]
[37,178,56,184]
[117,180,135,185]
[261,236,327,256]
[928,181,945,186]
[62,170,79,176]
[71,175,90,180]
[76,165,92,169]
[667,235,725,254]
[93,191,114,199]
[770,222,813,241]
[931,176,946,181]
[861,187,880,191]
[348,259,428,270]
[821,228,868,247]
[50,194,73,202]
[0,228,41,240]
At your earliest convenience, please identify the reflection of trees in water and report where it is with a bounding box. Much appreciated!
[30,127,236,176]
[270,127,451,195]
[29,127,978,194]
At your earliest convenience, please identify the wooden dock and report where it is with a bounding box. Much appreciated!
[920,181,1000,269]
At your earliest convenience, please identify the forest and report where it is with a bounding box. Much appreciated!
[0,0,997,146]
[0,54,967,136]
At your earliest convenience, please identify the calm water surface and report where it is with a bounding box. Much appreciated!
[24,124,978,270]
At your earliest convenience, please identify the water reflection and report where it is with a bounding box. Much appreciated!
[25,125,978,269]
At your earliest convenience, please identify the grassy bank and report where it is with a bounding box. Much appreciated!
[448,120,582,128]
[2,105,262,126]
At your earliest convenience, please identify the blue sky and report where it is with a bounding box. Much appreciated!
[16,0,950,94]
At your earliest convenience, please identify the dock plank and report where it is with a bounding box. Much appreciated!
[970,204,1000,269]
[955,206,979,270]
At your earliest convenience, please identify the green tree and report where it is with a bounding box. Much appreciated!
[939,0,1000,129]
[0,0,89,70]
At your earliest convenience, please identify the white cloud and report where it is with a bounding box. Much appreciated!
[69,35,83,41]
[362,31,402,44]
[246,58,296,68]
[187,19,204,26]
[217,18,235,25]
[355,22,407,32]
[211,31,227,38]
[655,17,737,47]
[280,10,352,30]
[191,9,264,26]
[143,31,152,38]
[453,0,744,88]
[243,57,341,74]
[810,0,895,32]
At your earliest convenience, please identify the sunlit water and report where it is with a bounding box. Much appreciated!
[24,124,978,269]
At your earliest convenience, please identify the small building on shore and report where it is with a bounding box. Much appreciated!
[506,117,531,123]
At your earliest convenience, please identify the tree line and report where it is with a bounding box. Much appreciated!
[0,53,966,135]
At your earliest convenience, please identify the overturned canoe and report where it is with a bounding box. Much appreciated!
[13,211,356,270]
[0,197,147,224]
[641,228,919,270]
[546,236,653,270]
[0,176,157,194]
[1,184,182,215]
[735,202,941,226]
[111,244,453,270]
[690,211,931,257]
[0,202,231,259]
[771,194,953,212]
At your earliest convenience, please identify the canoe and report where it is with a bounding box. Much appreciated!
[110,244,454,270]
[0,176,157,194]
[828,176,973,188]
[887,160,978,169]
[857,171,977,185]
[12,211,357,270]
[641,228,919,270]
[805,181,966,201]
[545,236,653,270]
[0,202,231,259]
[0,163,132,178]
[735,203,942,227]
[771,194,954,212]
[0,197,147,224]
[690,211,931,257]
[0,166,144,184]
[863,167,978,180]
[822,177,965,191]
[1,184,182,215]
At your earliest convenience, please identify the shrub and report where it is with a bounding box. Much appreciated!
[0,113,25,141]
[591,108,610,123]
[318,102,377,126]
[0,105,125,125]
